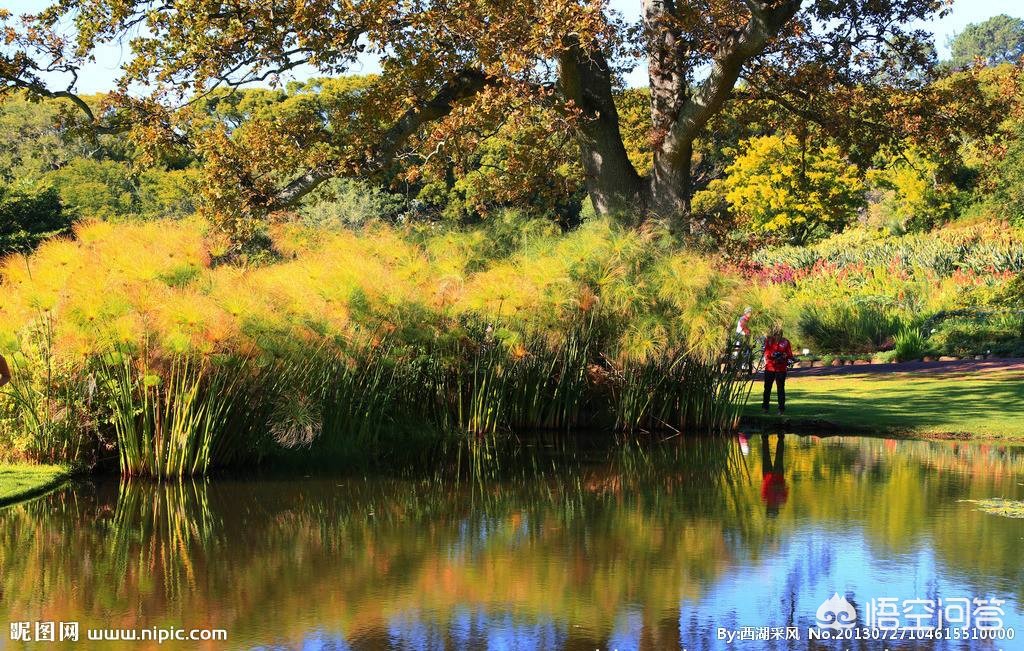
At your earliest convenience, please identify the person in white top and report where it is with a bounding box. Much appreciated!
[732,306,755,374]
[736,306,753,340]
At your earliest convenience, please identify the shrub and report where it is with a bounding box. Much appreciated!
[45,158,138,220]
[0,183,74,255]
[298,177,407,227]
[865,147,960,233]
[927,311,1024,357]
[139,168,200,219]
[798,303,904,353]
[996,273,1024,307]
[893,327,926,361]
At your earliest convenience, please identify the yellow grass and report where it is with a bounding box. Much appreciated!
[0,218,773,368]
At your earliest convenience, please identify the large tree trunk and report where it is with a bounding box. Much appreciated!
[558,42,645,216]
[565,0,803,225]
[642,0,692,220]
[645,137,693,219]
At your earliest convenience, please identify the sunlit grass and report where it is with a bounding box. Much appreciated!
[0,463,69,506]
[744,370,1024,439]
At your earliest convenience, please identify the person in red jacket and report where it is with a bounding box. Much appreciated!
[762,327,795,414]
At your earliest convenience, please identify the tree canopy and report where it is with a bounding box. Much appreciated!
[0,183,73,255]
[949,14,1024,69]
[720,134,864,245]
[0,0,974,249]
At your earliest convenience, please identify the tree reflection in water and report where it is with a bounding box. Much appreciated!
[0,435,1022,650]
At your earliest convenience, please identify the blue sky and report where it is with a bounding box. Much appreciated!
[2,0,1020,93]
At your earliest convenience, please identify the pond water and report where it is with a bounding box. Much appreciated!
[1,434,1023,650]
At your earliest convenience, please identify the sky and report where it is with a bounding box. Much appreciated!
[2,0,1021,94]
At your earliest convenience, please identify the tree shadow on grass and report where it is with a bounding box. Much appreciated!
[786,376,1024,434]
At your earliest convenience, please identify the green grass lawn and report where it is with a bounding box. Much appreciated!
[743,370,1024,440]
[0,464,70,507]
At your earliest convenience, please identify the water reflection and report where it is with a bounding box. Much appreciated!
[0,435,1022,650]
[760,433,788,518]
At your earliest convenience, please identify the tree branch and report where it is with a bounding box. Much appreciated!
[271,69,493,208]
[662,0,803,160]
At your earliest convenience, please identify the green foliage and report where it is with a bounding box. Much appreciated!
[866,147,960,232]
[926,311,1024,358]
[0,93,203,226]
[986,125,1024,227]
[0,316,95,465]
[0,93,110,181]
[949,14,1024,69]
[298,177,407,227]
[138,168,199,219]
[798,303,904,354]
[722,135,865,245]
[45,158,137,220]
[996,273,1024,307]
[407,101,583,225]
[47,156,199,222]
[0,183,74,255]
[615,88,654,177]
[744,219,1024,357]
[753,221,1024,275]
[893,327,926,361]
[1,94,197,224]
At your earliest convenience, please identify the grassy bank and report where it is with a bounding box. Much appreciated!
[0,464,70,507]
[744,369,1024,440]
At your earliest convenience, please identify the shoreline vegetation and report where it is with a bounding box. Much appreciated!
[0,212,1023,478]
[0,218,760,478]
[0,464,70,507]
[1,216,1021,480]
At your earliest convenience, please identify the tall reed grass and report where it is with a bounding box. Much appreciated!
[0,314,96,465]
[610,353,752,436]
[0,218,760,477]
[798,303,905,354]
[97,352,237,477]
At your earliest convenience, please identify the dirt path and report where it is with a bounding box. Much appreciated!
[786,357,1024,378]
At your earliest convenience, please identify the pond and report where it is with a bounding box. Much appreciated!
[1,434,1022,650]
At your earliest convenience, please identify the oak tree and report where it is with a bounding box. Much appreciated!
[1,0,949,235]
